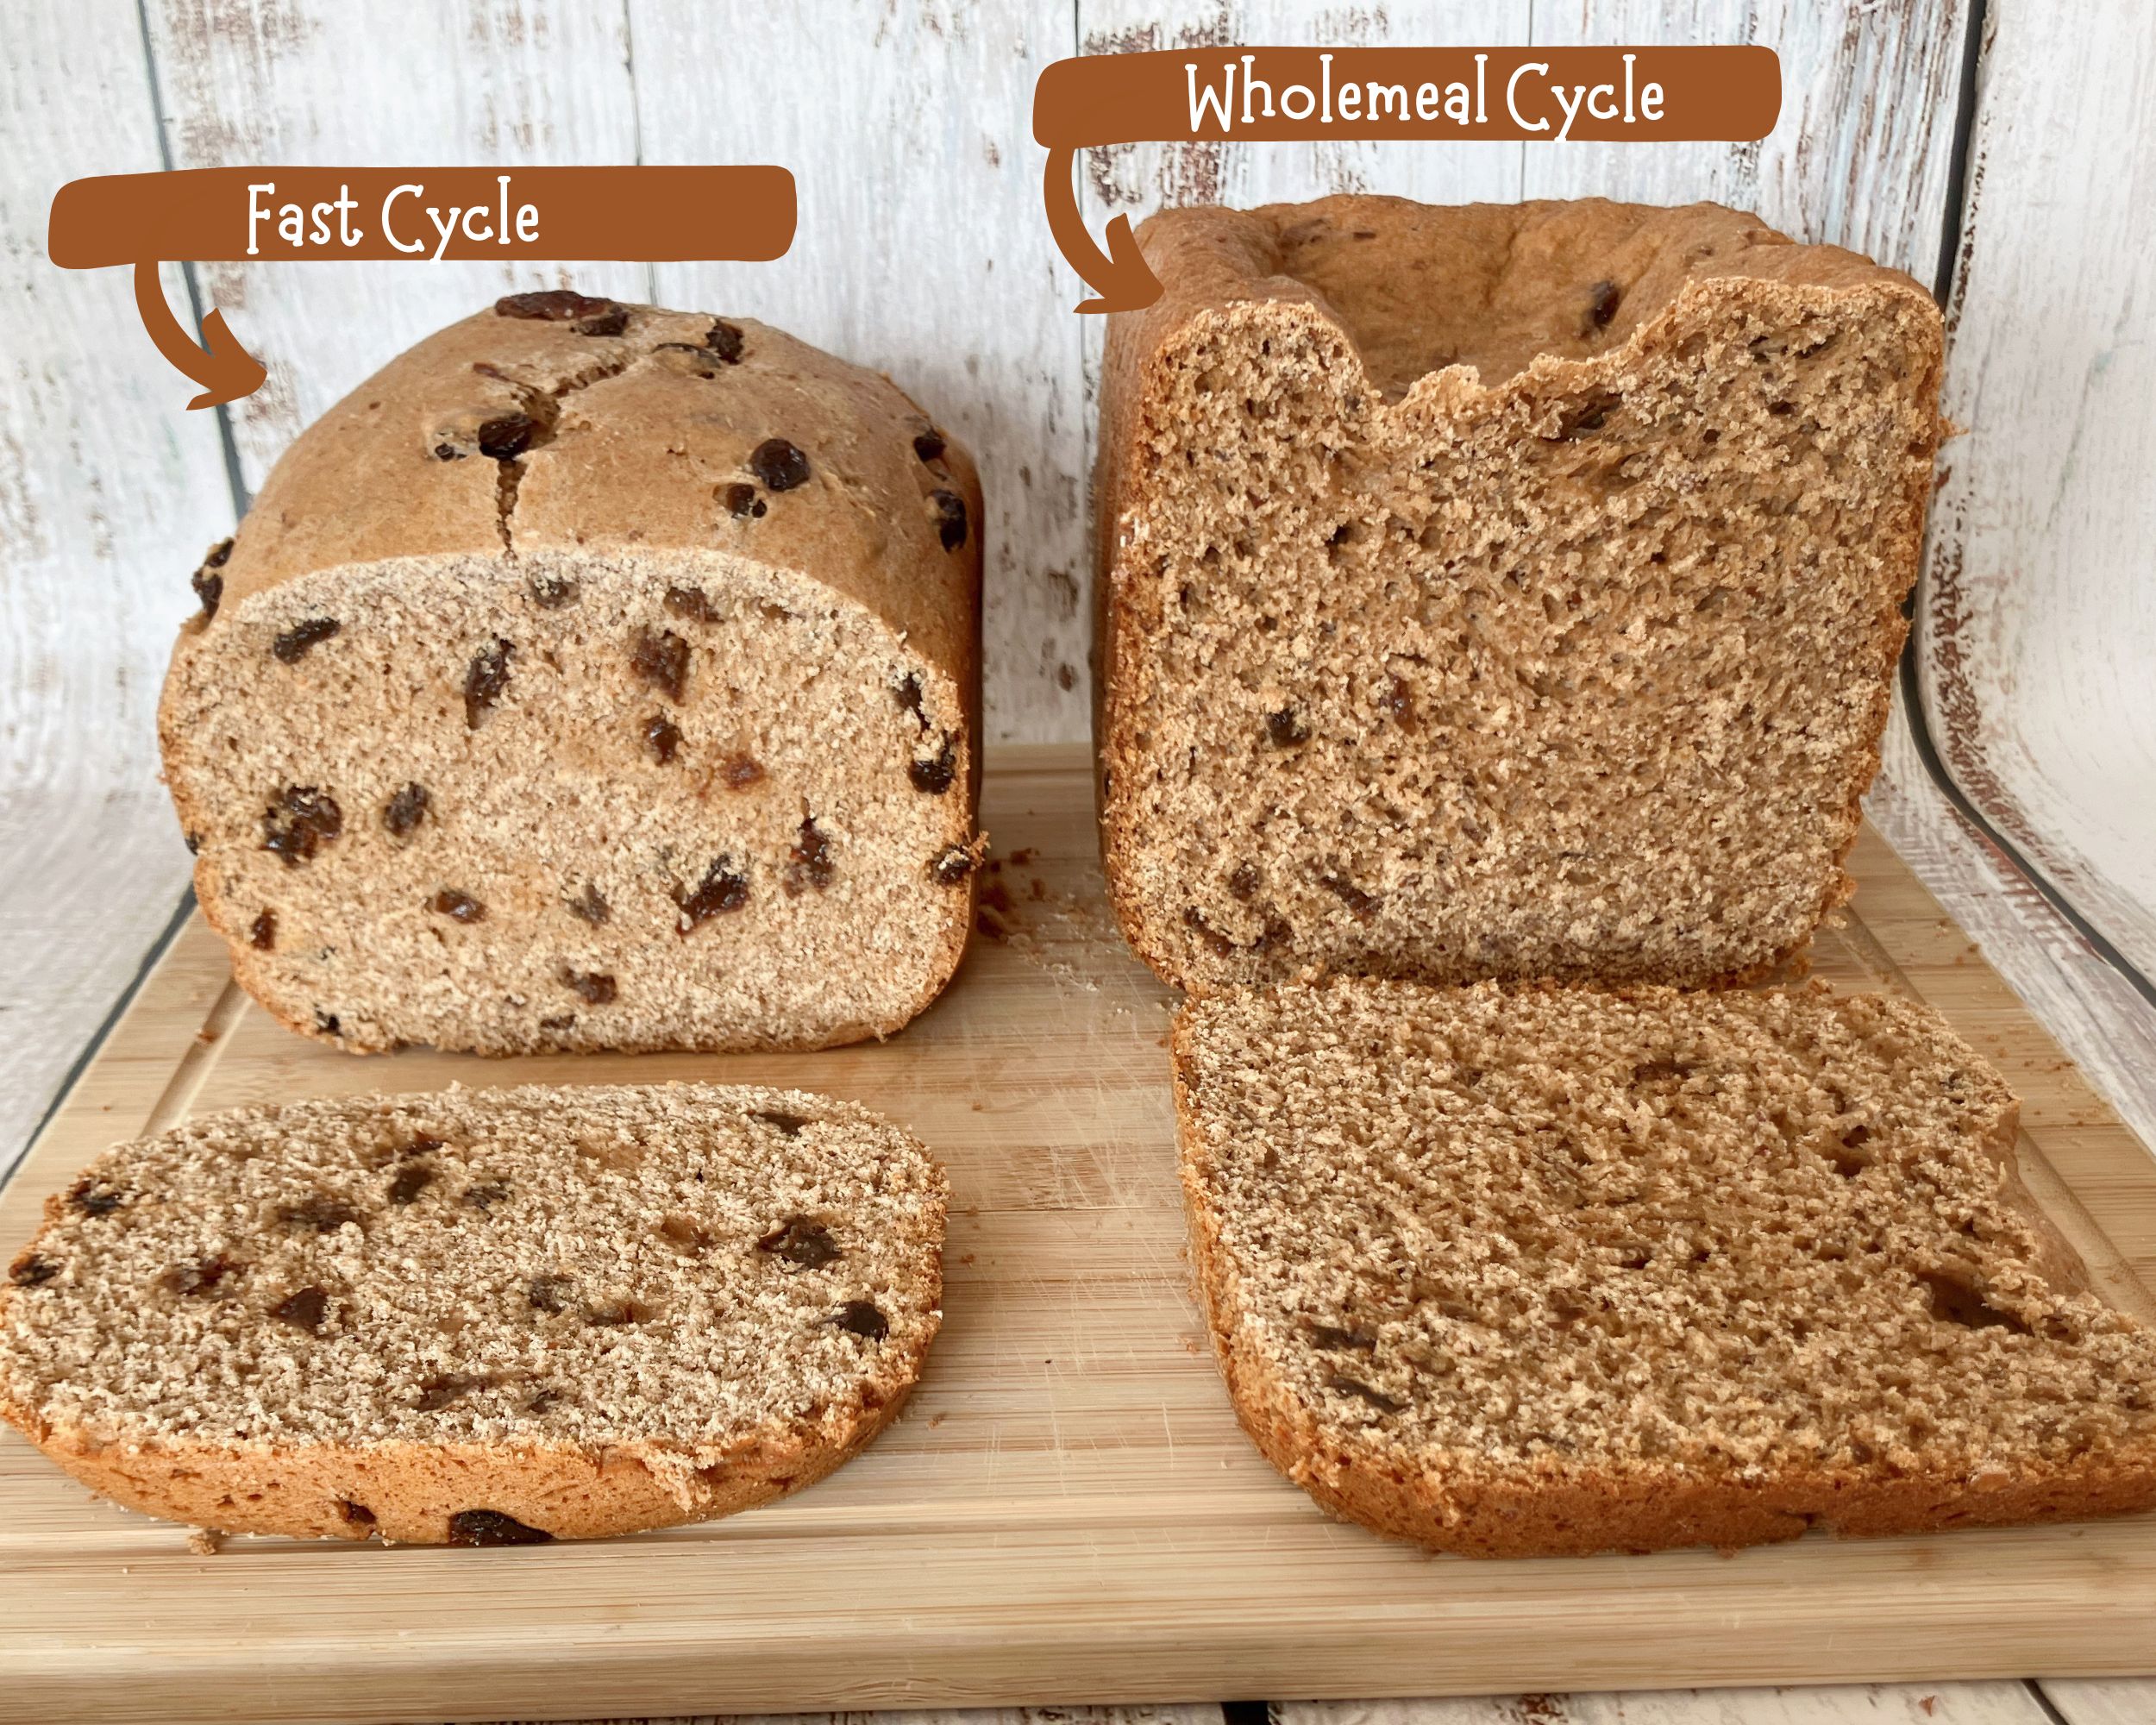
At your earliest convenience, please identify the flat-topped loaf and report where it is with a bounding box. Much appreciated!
[0,1083,946,1543]
[161,292,984,1055]
[1175,979,2156,1558]
[1098,197,1946,991]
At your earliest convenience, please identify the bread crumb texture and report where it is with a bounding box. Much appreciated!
[1098,197,1945,991]
[0,1082,945,1543]
[162,295,984,1056]
[1175,979,2156,1557]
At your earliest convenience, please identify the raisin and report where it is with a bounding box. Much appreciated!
[476,413,537,461]
[1310,1324,1377,1352]
[1265,709,1310,748]
[1251,916,1294,954]
[643,713,681,764]
[720,754,764,790]
[665,585,720,623]
[562,969,617,1006]
[721,481,768,519]
[528,1274,574,1314]
[190,541,232,621]
[433,442,465,462]
[748,437,811,492]
[785,817,835,895]
[756,1214,838,1268]
[279,1196,358,1233]
[929,844,979,886]
[416,1373,485,1412]
[630,628,689,701]
[464,638,513,727]
[893,672,928,731]
[163,1255,239,1297]
[404,1134,448,1157]
[912,428,946,464]
[67,1179,123,1216]
[705,318,745,362]
[495,290,621,323]
[263,786,342,867]
[538,1013,576,1032]
[1228,862,1260,900]
[1319,873,1382,922]
[750,1109,812,1137]
[834,1300,889,1341]
[448,1509,553,1546]
[337,1499,377,1527]
[272,1285,329,1332]
[909,734,957,794]
[462,1181,510,1210]
[1379,675,1416,729]
[242,910,275,951]
[1582,278,1623,334]
[529,572,580,609]
[316,1009,342,1036]
[431,889,486,923]
[384,782,430,838]
[574,304,630,336]
[928,487,968,551]
[1328,1373,1404,1413]
[272,617,341,662]
[675,856,749,929]
[388,1164,436,1205]
[567,882,611,925]
[8,1253,58,1288]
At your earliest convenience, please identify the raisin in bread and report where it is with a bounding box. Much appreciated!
[1175,979,2156,1558]
[162,293,984,1055]
[0,1082,945,1543]
[1098,198,1945,991]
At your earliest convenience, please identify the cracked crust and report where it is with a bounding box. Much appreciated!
[1094,197,1943,994]
[162,298,985,1056]
[0,1082,945,1543]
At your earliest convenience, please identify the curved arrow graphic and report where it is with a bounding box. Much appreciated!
[1042,147,1161,315]
[133,261,265,411]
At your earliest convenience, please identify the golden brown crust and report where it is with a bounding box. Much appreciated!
[1172,980,2156,1559]
[1096,197,1943,994]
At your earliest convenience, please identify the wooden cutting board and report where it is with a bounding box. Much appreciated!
[3,744,2153,1725]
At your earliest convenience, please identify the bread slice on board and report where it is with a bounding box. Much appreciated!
[161,293,985,1056]
[0,1082,945,1543]
[1175,978,2156,1558]
[1097,197,1944,993]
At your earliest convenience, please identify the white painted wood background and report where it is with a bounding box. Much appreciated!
[3,2,2153,1722]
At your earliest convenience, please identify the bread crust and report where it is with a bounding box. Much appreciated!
[162,299,985,1056]
[1096,197,1941,994]
[1172,981,2156,1559]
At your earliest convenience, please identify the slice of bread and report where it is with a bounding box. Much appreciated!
[1097,197,1944,992]
[160,295,984,1056]
[0,1082,945,1543]
[1175,979,2156,1557]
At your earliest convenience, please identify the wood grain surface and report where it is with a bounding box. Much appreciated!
[1,749,2152,1725]
[1918,0,2156,980]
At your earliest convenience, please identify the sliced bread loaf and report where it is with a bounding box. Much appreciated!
[1175,979,2156,1557]
[1098,197,1944,991]
[0,1082,945,1543]
[161,294,984,1055]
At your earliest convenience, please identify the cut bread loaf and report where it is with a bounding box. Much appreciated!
[1175,978,2156,1558]
[161,292,984,1055]
[1098,198,1945,991]
[0,1082,945,1543]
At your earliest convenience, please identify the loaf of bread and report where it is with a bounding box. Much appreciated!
[161,293,984,1054]
[1175,978,2156,1558]
[0,1082,945,1543]
[1097,198,1945,992]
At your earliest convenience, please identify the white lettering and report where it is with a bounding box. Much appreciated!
[1507,60,1549,132]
